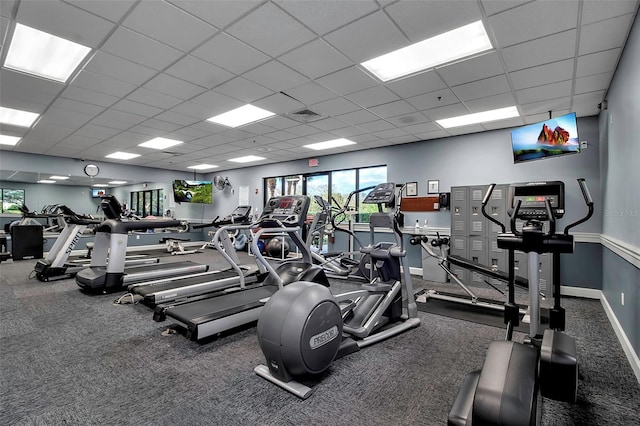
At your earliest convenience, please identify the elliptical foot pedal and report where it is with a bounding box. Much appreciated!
[540,329,578,403]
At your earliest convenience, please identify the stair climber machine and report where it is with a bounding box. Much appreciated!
[152,195,330,341]
[31,205,158,282]
[448,179,594,426]
[75,195,208,293]
[125,206,260,306]
[254,182,421,399]
[307,187,377,282]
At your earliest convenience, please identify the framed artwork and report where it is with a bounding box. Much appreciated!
[406,182,417,196]
[428,180,439,194]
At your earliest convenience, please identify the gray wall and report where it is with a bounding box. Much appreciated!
[598,11,640,359]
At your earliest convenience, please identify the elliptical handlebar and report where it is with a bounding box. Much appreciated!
[564,178,594,235]
[511,199,522,235]
[545,199,556,236]
[481,183,506,233]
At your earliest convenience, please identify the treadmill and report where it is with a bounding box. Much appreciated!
[154,195,329,341]
[127,206,262,305]
[75,195,208,292]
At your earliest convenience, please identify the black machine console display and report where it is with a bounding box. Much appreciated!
[362,182,396,205]
[508,181,565,220]
[259,195,310,228]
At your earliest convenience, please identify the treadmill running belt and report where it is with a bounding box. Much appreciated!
[133,269,238,297]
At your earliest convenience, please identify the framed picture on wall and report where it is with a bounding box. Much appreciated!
[428,180,439,194]
[406,182,417,196]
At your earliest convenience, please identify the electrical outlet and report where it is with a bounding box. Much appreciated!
[621,292,624,306]
[580,141,588,149]
[136,235,140,240]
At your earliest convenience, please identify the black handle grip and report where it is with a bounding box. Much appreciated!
[577,178,593,205]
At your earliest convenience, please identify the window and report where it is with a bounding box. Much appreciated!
[264,165,387,223]
[130,189,163,217]
[1,188,25,214]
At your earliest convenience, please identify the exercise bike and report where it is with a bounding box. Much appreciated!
[448,178,594,426]
[254,182,421,398]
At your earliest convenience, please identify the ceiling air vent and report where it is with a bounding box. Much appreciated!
[286,108,326,123]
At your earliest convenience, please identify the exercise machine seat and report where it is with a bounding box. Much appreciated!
[540,329,578,403]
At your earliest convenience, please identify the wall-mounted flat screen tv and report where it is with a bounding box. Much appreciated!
[511,112,580,163]
[91,188,107,198]
[172,180,213,204]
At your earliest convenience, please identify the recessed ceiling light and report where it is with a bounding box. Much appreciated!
[49,175,69,180]
[207,104,275,128]
[92,184,109,188]
[138,137,183,150]
[105,151,140,160]
[109,180,127,184]
[4,23,92,83]
[361,20,492,82]
[0,106,40,127]
[303,138,356,151]
[188,164,219,170]
[228,155,265,163]
[436,106,519,128]
[0,135,21,146]
[37,180,55,184]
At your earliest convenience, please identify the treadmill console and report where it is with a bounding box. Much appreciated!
[225,205,252,224]
[259,195,310,228]
[362,182,396,205]
[100,195,122,219]
[508,181,565,220]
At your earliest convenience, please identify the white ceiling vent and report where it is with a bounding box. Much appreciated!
[286,108,326,123]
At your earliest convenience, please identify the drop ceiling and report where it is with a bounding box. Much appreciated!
[0,0,638,179]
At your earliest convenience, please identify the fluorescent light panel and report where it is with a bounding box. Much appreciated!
[138,137,183,150]
[109,181,127,184]
[188,164,218,170]
[436,106,519,128]
[92,184,109,188]
[228,155,265,163]
[4,23,91,83]
[0,106,40,127]
[304,138,356,151]
[49,175,69,180]
[38,180,55,184]
[105,151,140,160]
[361,20,492,82]
[207,104,275,128]
[0,135,21,146]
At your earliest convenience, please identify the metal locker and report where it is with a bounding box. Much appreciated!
[448,235,469,285]
[488,237,507,288]
[468,185,488,236]
[450,186,468,236]
[469,236,488,286]
[486,184,508,236]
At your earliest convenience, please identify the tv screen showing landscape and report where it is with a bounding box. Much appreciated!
[91,188,107,198]
[172,180,213,204]
[511,112,580,163]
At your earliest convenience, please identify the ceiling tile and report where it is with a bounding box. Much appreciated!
[60,86,120,109]
[575,72,614,95]
[126,87,183,109]
[368,100,417,119]
[385,0,482,42]
[253,93,305,115]
[482,116,524,131]
[192,32,270,74]
[226,2,316,57]
[275,0,378,35]
[317,66,378,95]
[214,77,274,103]
[465,92,517,112]
[581,0,638,25]
[520,97,570,116]
[75,123,121,139]
[101,27,183,71]
[452,74,511,102]
[164,55,234,89]
[50,98,105,117]
[0,69,62,110]
[309,97,361,116]
[0,1,17,19]
[189,90,243,115]
[143,73,206,100]
[578,13,635,55]
[502,30,577,72]
[282,81,336,105]
[71,70,137,98]
[309,117,349,132]
[401,121,440,136]
[324,11,408,63]
[516,80,572,105]
[572,90,605,117]
[347,85,400,108]
[112,99,165,118]
[90,109,147,130]
[489,0,578,48]
[39,106,94,128]
[421,103,470,121]
[167,0,261,29]
[407,88,459,111]
[437,52,505,87]
[481,0,529,17]
[122,1,216,52]
[243,61,309,92]
[576,48,622,77]
[65,0,136,23]
[509,59,575,90]
[16,0,114,47]
[336,109,381,125]
[278,39,353,80]
[386,70,448,98]
[84,51,158,86]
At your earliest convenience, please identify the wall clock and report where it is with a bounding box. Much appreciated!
[84,164,99,177]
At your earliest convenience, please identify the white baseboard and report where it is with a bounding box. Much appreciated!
[560,285,602,299]
[600,292,640,383]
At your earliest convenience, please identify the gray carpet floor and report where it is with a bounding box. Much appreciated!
[1,249,639,425]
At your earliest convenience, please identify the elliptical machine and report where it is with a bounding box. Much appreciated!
[448,179,594,426]
[254,183,421,399]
